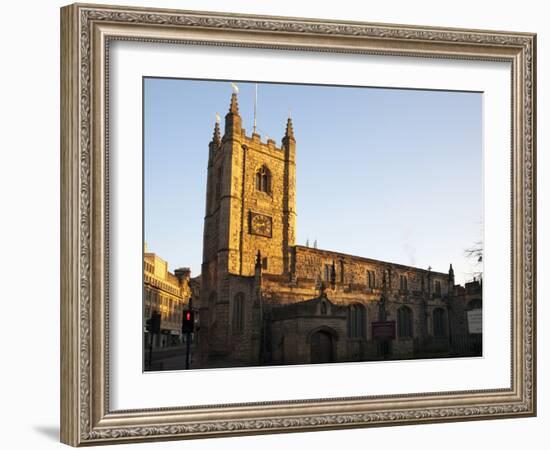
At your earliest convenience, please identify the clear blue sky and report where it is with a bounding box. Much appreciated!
[144,78,482,285]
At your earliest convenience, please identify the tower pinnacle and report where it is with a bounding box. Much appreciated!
[224,92,242,137]
[448,263,455,281]
[284,116,295,140]
[212,120,221,147]
[229,92,239,115]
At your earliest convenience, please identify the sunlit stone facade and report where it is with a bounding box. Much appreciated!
[197,93,481,367]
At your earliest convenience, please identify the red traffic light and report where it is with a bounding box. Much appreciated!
[182,309,195,333]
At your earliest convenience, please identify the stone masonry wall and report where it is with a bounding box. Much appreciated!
[292,245,450,297]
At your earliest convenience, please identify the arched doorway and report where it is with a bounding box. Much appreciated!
[310,329,336,364]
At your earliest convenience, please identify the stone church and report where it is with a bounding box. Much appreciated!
[197,92,482,368]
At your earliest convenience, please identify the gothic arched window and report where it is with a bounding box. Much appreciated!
[399,275,408,291]
[367,270,376,288]
[397,306,413,338]
[434,280,442,296]
[383,269,390,288]
[232,293,245,334]
[347,304,366,338]
[433,307,446,337]
[255,165,271,193]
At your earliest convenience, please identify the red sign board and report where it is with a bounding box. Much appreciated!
[372,321,396,340]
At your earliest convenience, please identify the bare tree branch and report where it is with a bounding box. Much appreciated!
[464,240,483,280]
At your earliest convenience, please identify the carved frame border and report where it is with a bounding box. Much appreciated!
[60,3,536,446]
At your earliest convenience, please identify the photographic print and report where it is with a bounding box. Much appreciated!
[143,79,483,371]
[61,4,535,444]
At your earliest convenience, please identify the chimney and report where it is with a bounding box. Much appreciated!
[174,267,191,286]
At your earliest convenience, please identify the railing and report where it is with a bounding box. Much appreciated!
[450,334,482,357]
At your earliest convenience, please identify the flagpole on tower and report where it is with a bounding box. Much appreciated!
[253,83,258,134]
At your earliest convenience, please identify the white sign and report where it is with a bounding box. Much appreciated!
[467,309,483,334]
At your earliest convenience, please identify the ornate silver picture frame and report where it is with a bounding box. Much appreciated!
[60,3,536,446]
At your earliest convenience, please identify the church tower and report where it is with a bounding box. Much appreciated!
[202,91,296,283]
[200,91,296,360]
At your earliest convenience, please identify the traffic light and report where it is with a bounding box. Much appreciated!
[182,309,194,334]
[146,311,161,334]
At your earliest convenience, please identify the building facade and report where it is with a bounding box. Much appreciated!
[198,92,481,367]
[144,247,192,348]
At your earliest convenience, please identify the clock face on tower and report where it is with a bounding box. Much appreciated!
[250,212,272,238]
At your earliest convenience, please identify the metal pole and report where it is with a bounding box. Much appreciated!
[184,297,193,370]
[253,83,258,134]
[185,332,191,370]
[148,333,154,369]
